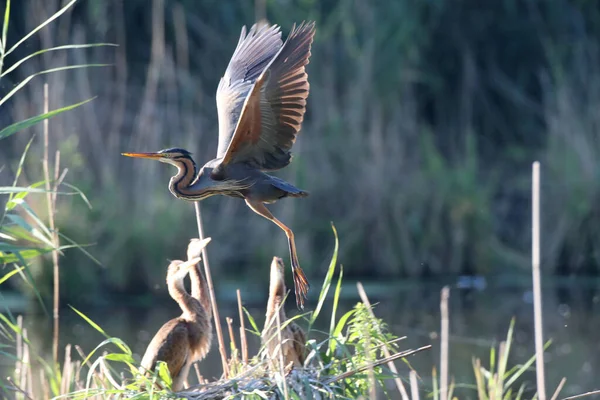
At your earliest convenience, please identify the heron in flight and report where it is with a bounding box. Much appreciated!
[140,238,213,391]
[123,22,315,309]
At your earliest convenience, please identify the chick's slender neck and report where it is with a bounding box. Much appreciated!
[266,267,286,321]
[189,264,212,319]
[168,276,201,320]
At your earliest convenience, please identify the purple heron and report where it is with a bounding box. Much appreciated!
[140,238,213,391]
[261,256,306,371]
[122,22,315,309]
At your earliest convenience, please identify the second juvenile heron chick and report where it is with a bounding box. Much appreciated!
[140,238,213,392]
[261,257,306,371]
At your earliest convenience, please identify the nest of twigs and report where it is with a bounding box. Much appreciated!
[176,346,431,400]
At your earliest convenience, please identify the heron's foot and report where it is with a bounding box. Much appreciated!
[291,263,310,310]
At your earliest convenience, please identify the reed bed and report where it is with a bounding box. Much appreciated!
[1,1,598,399]
[0,228,433,399]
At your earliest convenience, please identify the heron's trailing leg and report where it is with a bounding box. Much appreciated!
[245,199,310,309]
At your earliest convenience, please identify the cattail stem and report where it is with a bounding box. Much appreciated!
[440,286,450,400]
[193,201,229,378]
[532,161,547,400]
[410,370,420,400]
[42,83,61,367]
[236,289,249,364]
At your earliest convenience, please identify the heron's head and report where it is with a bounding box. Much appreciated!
[121,148,194,167]
[166,257,201,286]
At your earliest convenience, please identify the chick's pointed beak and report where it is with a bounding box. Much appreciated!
[180,257,202,273]
[121,152,164,160]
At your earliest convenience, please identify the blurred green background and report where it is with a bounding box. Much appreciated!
[2,0,600,396]
[3,0,600,303]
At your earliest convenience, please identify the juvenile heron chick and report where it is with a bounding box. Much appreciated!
[261,257,306,371]
[140,238,213,392]
[122,21,316,309]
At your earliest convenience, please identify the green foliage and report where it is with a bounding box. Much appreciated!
[471,318,551,400]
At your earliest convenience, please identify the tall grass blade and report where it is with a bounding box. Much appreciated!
[57,232,101,266]
[310,223,339,326]
[2,43,117,77]
[1,0,9,57]
[0,97,97,139]
[14,251,48,315]
[7,135,35,205]
[242,307,261,335]
[327,265,343,354]
[5,0,77,56]
[0,266,24,284]
[0,65,108,108]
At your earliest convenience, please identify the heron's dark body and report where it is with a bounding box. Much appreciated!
[168,156,308,204]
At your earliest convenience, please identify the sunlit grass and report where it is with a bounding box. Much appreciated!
[1,227,431,399]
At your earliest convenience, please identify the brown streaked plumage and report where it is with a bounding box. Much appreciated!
[122,21,316,310]
[140,239,213,392]
[261,256,306,371]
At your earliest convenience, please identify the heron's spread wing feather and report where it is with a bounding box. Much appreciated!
[219,22,315,170]
[216,24,283,159]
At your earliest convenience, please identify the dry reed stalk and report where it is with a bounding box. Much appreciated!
[551,378,566,400]
[18,321,27,392]
[60,344,72,394]
[99,357,122,390]
[226,317,238,355]
[73,360,82,391]
[42,83,61,366]
[356,282,410,400]
[366,330,377,400]
[193,201,229,378]
[16,316,23,386]
[562,389,600,400]
[274,305,289,400]
[237,289,249,364]
[532,161,547,400]
[194,363,204,385]
[23,328,32,396]
[137,0,164,137]
[440,286,450,400]
[172,3,189,72]
[324,345,432,385]
[409,370,419,400]
[75,345,103,385]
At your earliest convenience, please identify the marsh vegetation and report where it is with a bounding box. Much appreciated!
[2,0,600,399]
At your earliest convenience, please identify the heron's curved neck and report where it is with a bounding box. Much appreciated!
[189,265,212,319]
[168,279,202,320]
[168,156,199,196]
[266,275,286,322]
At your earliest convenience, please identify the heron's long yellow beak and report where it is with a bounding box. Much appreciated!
[121,152,164,160]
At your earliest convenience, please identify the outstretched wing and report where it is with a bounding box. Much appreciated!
[217,22,315,171]
[216,23,283,160]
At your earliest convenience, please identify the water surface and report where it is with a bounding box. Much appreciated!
[2,278,599,399]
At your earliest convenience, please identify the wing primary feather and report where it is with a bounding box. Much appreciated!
[216,23,284,158]
[218,21,316,170]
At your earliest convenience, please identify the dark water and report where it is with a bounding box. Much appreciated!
[2,277,600,399]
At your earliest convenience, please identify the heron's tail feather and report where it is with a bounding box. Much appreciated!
[287,190,308,198]
[291,265,310,309]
